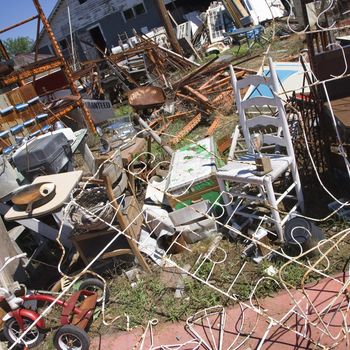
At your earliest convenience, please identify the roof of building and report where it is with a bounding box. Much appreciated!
[36,0,65,47]
[13,52,54,69]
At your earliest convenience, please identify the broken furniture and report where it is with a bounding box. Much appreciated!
[168,200,218,244]
[166,137,221,209]
[223,25,265,54]
[70,152,150,272]
[216,58,304,241]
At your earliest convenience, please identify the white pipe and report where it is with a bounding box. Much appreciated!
[67,5,77,71]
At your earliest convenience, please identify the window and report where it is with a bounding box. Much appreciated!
[123,8,135,20]
[134,3,146,16]
[123,2,146,21]
[59,39,68,50]
[78,0,87,4]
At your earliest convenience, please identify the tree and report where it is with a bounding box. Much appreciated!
[3,36,34,58]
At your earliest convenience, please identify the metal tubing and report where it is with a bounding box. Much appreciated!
[0,15,38,35]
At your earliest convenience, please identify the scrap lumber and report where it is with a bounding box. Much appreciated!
[217,134,232,154]
[175,92,198,104]
[207,115,222,136]
[170,113,201,145]
[199,70,226,90]
[158,46,199,67]
[211,90,234,112]
[206,87,234,96]
[212,90,233,104]
[149,110,195,129]
[202,70,246,94]
[183,85,209,104]
[173,56,218,89]
[200,76,232,93]
[0,57,62,85]
[233,66,258,75]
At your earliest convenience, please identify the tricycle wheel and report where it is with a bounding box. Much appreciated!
[79,278,110,306]
[3,316,45,348]
[54,324,90,350]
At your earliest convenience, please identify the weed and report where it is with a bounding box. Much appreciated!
[114,104,133,117]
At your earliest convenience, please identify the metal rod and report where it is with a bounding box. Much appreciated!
[136,115,173,156]
[0,15,38,35]
[67,5,77,71]
[32,0,96,133]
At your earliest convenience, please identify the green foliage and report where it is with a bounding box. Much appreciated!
[3,36,34,58]
[114,104,133,117]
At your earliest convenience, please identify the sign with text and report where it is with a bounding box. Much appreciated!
[83,99,114,125]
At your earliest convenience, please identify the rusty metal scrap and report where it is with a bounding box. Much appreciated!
[147,63,247,142]
[127,86,166,110]
[170,112,202,145]
[207,115,222,136]
[0,57,63,85]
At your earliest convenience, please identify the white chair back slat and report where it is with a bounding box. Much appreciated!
[263,134,287,147]
[240,96,276,110]
[236,74,272,89]
[246,115,281,129]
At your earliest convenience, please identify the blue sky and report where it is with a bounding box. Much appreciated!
[0,0,57,41]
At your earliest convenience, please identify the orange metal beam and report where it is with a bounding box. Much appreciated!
[0,58,63,85]
[32,0,96,133]
[0,15,38,35]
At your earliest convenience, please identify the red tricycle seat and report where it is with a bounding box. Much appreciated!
[60,291,97,329]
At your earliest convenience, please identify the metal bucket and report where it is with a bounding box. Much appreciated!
[127,86,166,110]
[284,217,324,256]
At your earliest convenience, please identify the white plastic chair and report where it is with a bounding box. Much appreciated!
[216,57,304,241]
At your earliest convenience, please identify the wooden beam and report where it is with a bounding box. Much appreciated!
[154,0,183,55]
[184,85,209,103]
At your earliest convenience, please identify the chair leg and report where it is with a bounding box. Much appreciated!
[291,163,305,213]
[126,236,151,273]
[217,177,234,218]
[264,176,284,242]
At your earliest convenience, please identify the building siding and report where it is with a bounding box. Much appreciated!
[38,0,163,60]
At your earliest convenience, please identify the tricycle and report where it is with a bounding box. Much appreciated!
[0,254,102,349]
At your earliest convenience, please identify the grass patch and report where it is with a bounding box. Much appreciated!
[114,104,133,117]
